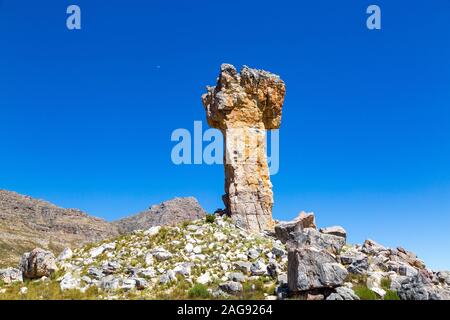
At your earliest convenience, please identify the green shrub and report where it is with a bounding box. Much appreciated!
[384,290,400,300]
[188,283,210,299]
[205,215,216,224]
[354,285,379,300]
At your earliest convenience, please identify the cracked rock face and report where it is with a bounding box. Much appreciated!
[202,64,286,232]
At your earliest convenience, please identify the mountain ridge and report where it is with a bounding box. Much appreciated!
[0,189,206,267]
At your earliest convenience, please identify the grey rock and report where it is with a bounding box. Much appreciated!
[60,273,81,291]
[274,212,316,244]
[271,246,286,258]
[276,283,289,300]
[250,259,267,276]
[99,275,119,291]
[228,272,246,283]
[173,262,192,277]
[219,281,243,294]
[233,261,252,274]
[288,247,348,292]
[57,248,73,261]
[326,287,360,301]
[361,239,386,255]
[397,274,450,300]
[277,273,288,285]
[19,248,58,279]
[437,271,450,286]
[159,270,176,284]
[0,268,23,284]
[341,253,369,274]
[88,267,104,280]
[120,278,137,291]
[152,248,173,261]
[159,274,171,285]
[134,278,148,290]
[320,226,347,239]
[102,261,121,275]
[247,248,260,260]
[289,228,346,254]
[267,261,279,279]
[139,267,157,278]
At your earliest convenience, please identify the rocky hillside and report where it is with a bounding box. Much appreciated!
[1,213,449,300]
[0,190,118,268]
[0,215,287,300]
[113,197,206,234]
[0,190,206,268]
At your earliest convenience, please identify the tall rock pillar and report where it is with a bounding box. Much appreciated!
[202,64,286,232]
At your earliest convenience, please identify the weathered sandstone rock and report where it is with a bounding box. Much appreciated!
[202,64,286,232]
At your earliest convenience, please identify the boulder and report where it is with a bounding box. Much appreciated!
[228,272,246,283]
[361,239,386,255]
[196,272,212,285]
[219,281,243,294]
[437,271,450,286]
[60,273,81,291]
[19,248,58,279]
[250,259,267,276]
[340,252,369,274]
[366,272,386,298]
[274,212,316,243]
[326,286,360,300]
[57,248,73,261]
[289,228,346,255]
[99,275,119,291]
[320,226,347,239]
[151,247,173,261]
[233,261,252,275]
[0,268,23,284]
[173,263,191,277]
[397,274,450,300]
[88,267,104,280]
[144,226,161,237]
[288,247,348,292]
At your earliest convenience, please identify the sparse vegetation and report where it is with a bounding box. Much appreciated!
[188,283,210,299]
[205,214,216,224]
[384,290,400,300]
[353,285,378,300]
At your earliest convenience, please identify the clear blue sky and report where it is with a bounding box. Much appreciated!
[1,1,449,269]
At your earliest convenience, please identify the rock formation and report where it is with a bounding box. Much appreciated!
[202,64,286,232]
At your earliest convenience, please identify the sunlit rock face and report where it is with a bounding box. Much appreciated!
[202,64,286,232]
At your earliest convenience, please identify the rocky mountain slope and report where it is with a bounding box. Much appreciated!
[0,190,118,268]
[1,213,449,300]
[0,190,206,268]
[112,197,206,234]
